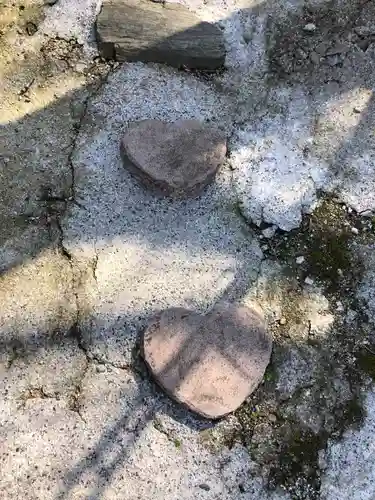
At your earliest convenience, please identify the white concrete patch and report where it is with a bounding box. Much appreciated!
[63,63,262,365]
[320,388,375,500]
[313,88,375,215]
[39,0,102,55]
[231,88,329,230]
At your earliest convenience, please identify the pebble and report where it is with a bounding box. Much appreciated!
[296,256,305,264]
[310,51,321,64]
[74,62,87,73]
[303,23,317,32]
[304,277,314,285]
[25,22,38,36]
[351,227,359,235]
[199,484,211,491]
[261,226,277,239]
[279,317,287,326]
[336,301,344,312]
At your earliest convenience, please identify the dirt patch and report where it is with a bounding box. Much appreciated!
[266,0,375,87]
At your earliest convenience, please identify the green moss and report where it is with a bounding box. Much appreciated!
[268,428,323,500]
[356,348,375,380]
[263,363,278,384]
[271,198,364,294]
[339,396,364,429]
[173,438,182,449]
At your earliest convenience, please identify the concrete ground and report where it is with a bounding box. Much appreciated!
[1,0,375,498]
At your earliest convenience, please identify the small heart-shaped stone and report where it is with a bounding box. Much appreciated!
[120,119,227,198]
[142,303,272,419]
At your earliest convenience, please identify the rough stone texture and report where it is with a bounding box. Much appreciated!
[120,119,227,197]
[143,303,271,418]
[96,0,225,69]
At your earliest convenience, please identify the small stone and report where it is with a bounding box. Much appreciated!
[199,484,211,491]
[303,23,317,32]
[121,120,227,198]
[97,0,225,69]
[96,364,106,373]
[351,227,359,235]
[74,62,87,73]
[310,51,321,65]
[305,277,314,285]
[296,256,305,264]
[279,317,287,326]
[25,22,38,36]
[268,413,277,423]
[261,226,276,239]
[142,303,272,419]
[336,301,344,312]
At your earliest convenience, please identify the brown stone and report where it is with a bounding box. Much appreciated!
[120,119,227,198]
[96,0,225,69]
[142,303,272,419]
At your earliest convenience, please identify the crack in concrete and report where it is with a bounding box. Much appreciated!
[67,358,90,424]
[17,386,61,409]
[91,246,99,283]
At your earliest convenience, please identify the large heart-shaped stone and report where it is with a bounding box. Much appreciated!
[120,119,227,198]
[142,303,272,419]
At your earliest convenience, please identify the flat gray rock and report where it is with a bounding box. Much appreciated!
[142,303,272,419]
[120,119,227,197]
[96,0,225,69]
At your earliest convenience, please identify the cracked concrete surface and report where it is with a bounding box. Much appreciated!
[1,0,375,498]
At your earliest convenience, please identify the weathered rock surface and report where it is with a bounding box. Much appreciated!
[142,303,272,419]
[96,0,225,69]
[120,119,227,197]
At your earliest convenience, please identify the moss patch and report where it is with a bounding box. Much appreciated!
[356,347,375,380]
[269,197,365,294]
[213,194,373,498]
[268,428,323,500]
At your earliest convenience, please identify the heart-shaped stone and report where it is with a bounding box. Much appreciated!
[120,119,227,198]
[142,303,272,419]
